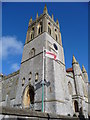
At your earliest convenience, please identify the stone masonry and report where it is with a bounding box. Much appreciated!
[0,5,90,119]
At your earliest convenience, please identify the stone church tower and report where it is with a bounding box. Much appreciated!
[1,5,89,118]
[15,5,69,115]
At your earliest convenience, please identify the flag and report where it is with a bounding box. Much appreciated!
[45,49,57,60]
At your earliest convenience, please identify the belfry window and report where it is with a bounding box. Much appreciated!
[32,27,34,31]
[38,22,43,34]
[48,22,51,35]
[38,27,40,34]
[30,27,34,40]
[48,27,51,35]
[31,33,34,40]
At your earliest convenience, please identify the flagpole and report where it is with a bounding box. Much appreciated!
[42,47,45,112]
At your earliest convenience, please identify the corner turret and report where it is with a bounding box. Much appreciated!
[82,65,88,83]
[28,17,32,26]
[72,55,78,64]
[52,14,54,20]
[72,55,82,76]
[36,12,38,19]
[56,19,60,28]
[72,55,83,96]
[43,5,48,13]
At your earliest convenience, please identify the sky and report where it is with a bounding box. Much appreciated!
[1,2,88,76]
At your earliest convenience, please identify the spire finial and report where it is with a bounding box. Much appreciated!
[36,12,38,19]
[43,4,48,13]
[72,55,78,64]
[52,14,54,20]
[29,17,32,26]
[82,65,87,73]
[56,19,60,28]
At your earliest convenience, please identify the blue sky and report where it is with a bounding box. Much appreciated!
[2,2,88,75]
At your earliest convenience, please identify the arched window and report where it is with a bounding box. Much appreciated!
[48,22,51,35]
[68,81,73,95]
[28,72,32,81]
[30,27,34,40]
[29,48,35,58]
[22,77,25,86]
[48,27,51,35]
[74,100,79,112]
[35,73,39,82]
[31,33,34,40]
[38,22,43,34]
[31,48,35,57]
[38,27,40,34]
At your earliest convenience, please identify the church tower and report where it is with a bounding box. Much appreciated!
[15,5,69,115]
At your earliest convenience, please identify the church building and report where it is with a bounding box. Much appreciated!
[0,5,89,118]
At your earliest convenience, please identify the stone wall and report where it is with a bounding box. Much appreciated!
[0,106,80,120]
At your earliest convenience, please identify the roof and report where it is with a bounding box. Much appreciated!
[66,68,73,72]
[3,70,20,80]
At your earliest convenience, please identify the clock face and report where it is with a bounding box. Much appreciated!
[53,43,58,50]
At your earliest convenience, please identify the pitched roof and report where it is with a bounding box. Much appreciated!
[66,68,73,72]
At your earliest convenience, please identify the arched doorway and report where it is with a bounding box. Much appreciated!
[74,100,79,112]
[22,85,34,108]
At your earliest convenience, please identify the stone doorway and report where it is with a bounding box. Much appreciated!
[74,100,79,112]
[22,85,34,108]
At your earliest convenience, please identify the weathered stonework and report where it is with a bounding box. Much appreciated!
[0,5,90,119]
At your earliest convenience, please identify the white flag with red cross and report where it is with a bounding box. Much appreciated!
[45,49,57,60]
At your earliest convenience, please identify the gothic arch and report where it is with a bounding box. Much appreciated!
[22,85,34,108]
[48,22,51,35]
[38,22,43,34]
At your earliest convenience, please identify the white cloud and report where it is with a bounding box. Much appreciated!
[11,63,20,71]
[0,36,23,59]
